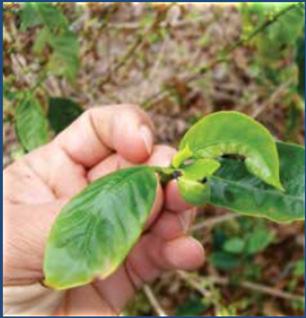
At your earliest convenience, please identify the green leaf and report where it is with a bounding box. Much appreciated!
[48,97,83,134]
[15,92,49,151]
[20,3,79,82]
[258,4,304,60]
[3,82,19,102]
[245,227,274,254]
[33,27,50,54]
[172,145,193,168]
[177,158,220,206]
[208,142,305,222]
[240,3,304,88]
[20,2,68,31]
[20,3,43,31]
[293,259,305,277]
[175,295,208,316]
[48,31,80,82]
[223,237,245,254]
[178,111,283,190]
[210,251,240,271]
[179,158,220,181]
[216,305,238,316]
[178,178,210,206]
[241,3,304,63]
[44,166,158,290]
[34,3,68,30]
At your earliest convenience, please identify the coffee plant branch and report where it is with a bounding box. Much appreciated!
[143,285,168,317]
[177,270,304,302]
[99,4,175,87]
[191,213,239,232]
[141,3,301,109]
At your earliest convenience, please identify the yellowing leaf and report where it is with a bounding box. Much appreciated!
[179,111,283,190]
[177,158,220,206]
[44,166,157,290]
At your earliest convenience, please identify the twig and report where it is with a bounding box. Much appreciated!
[143,285,168,316]
[191,213,239,232]
[107,16,209,30]
[209,275,304,302]
[251,80,293,118]
[141,3,301,109]
[99,34,144,86]
[99,4,175,87]
[178,271,304,302]
[139,34,169,101]
[177,271,211,297]
[224,3,301,55]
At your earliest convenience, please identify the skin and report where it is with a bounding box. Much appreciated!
[4,105,205,316]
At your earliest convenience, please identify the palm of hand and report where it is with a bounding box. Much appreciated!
[4,106,204,315]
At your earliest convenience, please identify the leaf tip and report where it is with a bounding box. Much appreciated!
[273,180,285,192]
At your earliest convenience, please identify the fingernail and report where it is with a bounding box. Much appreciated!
[178,211,191,233]
[178,210,193,233]
[140,125,153,155]
[163,237,204,269]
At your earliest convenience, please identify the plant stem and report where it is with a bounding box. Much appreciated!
[152,166,177,184]
[30,71,48,94]
[191,213,239,232]
[99,4,175,88]
[177,270,211,297]
[177,271,304,302]
[143,285,168,317]
[142,3,301,109]
[210,275,304,302]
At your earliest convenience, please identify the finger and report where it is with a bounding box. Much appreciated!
[150,209,196,240]
[144,184,163,230]
[87,154,132,182]
[146,145,176,167]
[87,144,176,182]
[125,233,204,289]
[165,180,193,212]
[143,235,204,273]
[53,105,154,168]
[162,236,205,270]
[92,266,136,313]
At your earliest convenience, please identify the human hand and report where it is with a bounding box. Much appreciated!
[4,105,204,316]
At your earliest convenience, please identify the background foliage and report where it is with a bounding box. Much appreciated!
[3,2,305,316]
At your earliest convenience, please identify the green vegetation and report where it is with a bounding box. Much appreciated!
[3,2,305,316]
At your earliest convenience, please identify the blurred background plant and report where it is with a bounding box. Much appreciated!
[3,2,305,316]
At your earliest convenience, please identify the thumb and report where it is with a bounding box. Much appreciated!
[112,107,154,163]
[54,105,155,168]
